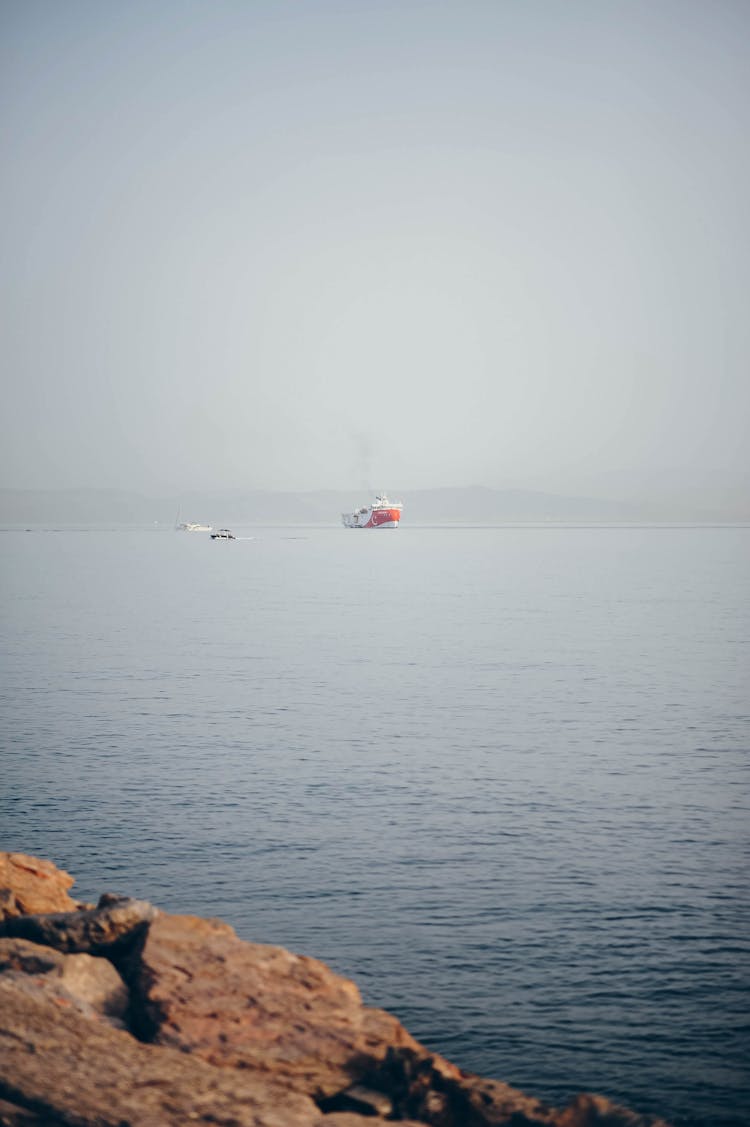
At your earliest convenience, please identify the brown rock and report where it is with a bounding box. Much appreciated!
[434,1070,558,1125]
[0,936,62,975]
[0,977,408,1127]
[129,914,669,1126]
[391,1058,670,1126]
[0,895,156,954]
[132,911,432,1099]
[0,853,78,920]
[0,977,319,1127]
[0,937,129,1028]
[354,1048,557,1125]
[556,1093,671,1127]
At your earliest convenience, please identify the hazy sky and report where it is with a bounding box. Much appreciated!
[2,0,748,502]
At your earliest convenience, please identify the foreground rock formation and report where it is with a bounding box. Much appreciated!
[0,853,669,1127]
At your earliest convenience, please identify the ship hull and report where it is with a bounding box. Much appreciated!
[342,492,403,528]
[365,509,401,528]
[341,506,402,528]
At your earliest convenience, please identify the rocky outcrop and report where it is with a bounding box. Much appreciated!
[131,911,431,1098]
[0,853,79,920]
[0,854,670,1127]
[0,937,129,1028]
[0,892,156,955]
[0,979,355,1127]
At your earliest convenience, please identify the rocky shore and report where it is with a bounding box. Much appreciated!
[0,853,669,1127]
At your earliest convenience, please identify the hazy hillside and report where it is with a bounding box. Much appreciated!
[1,486,742,526]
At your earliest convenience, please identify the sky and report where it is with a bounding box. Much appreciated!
[2,0,748,506]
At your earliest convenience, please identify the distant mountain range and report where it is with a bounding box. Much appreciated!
[1,487,746,525]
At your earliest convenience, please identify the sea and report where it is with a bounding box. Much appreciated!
[1,524,748,1127]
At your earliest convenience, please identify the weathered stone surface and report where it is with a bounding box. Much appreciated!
[0,978,319,1127]
[0,936,62,975]
[349,1047,555,1125]
[556,1093,670,1127]
[0,895,156,955]
[132,911,432,1099]
[0,854,78,921]
[432,1075,669,1127]
[352,1050,670,1127]
[0,938,129,1028]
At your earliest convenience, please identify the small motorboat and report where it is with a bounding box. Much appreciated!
[210,528,235,540]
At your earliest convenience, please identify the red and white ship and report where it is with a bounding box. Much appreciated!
[342,492,403,529]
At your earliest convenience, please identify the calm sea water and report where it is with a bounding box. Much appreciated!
[1,525,748,1126]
